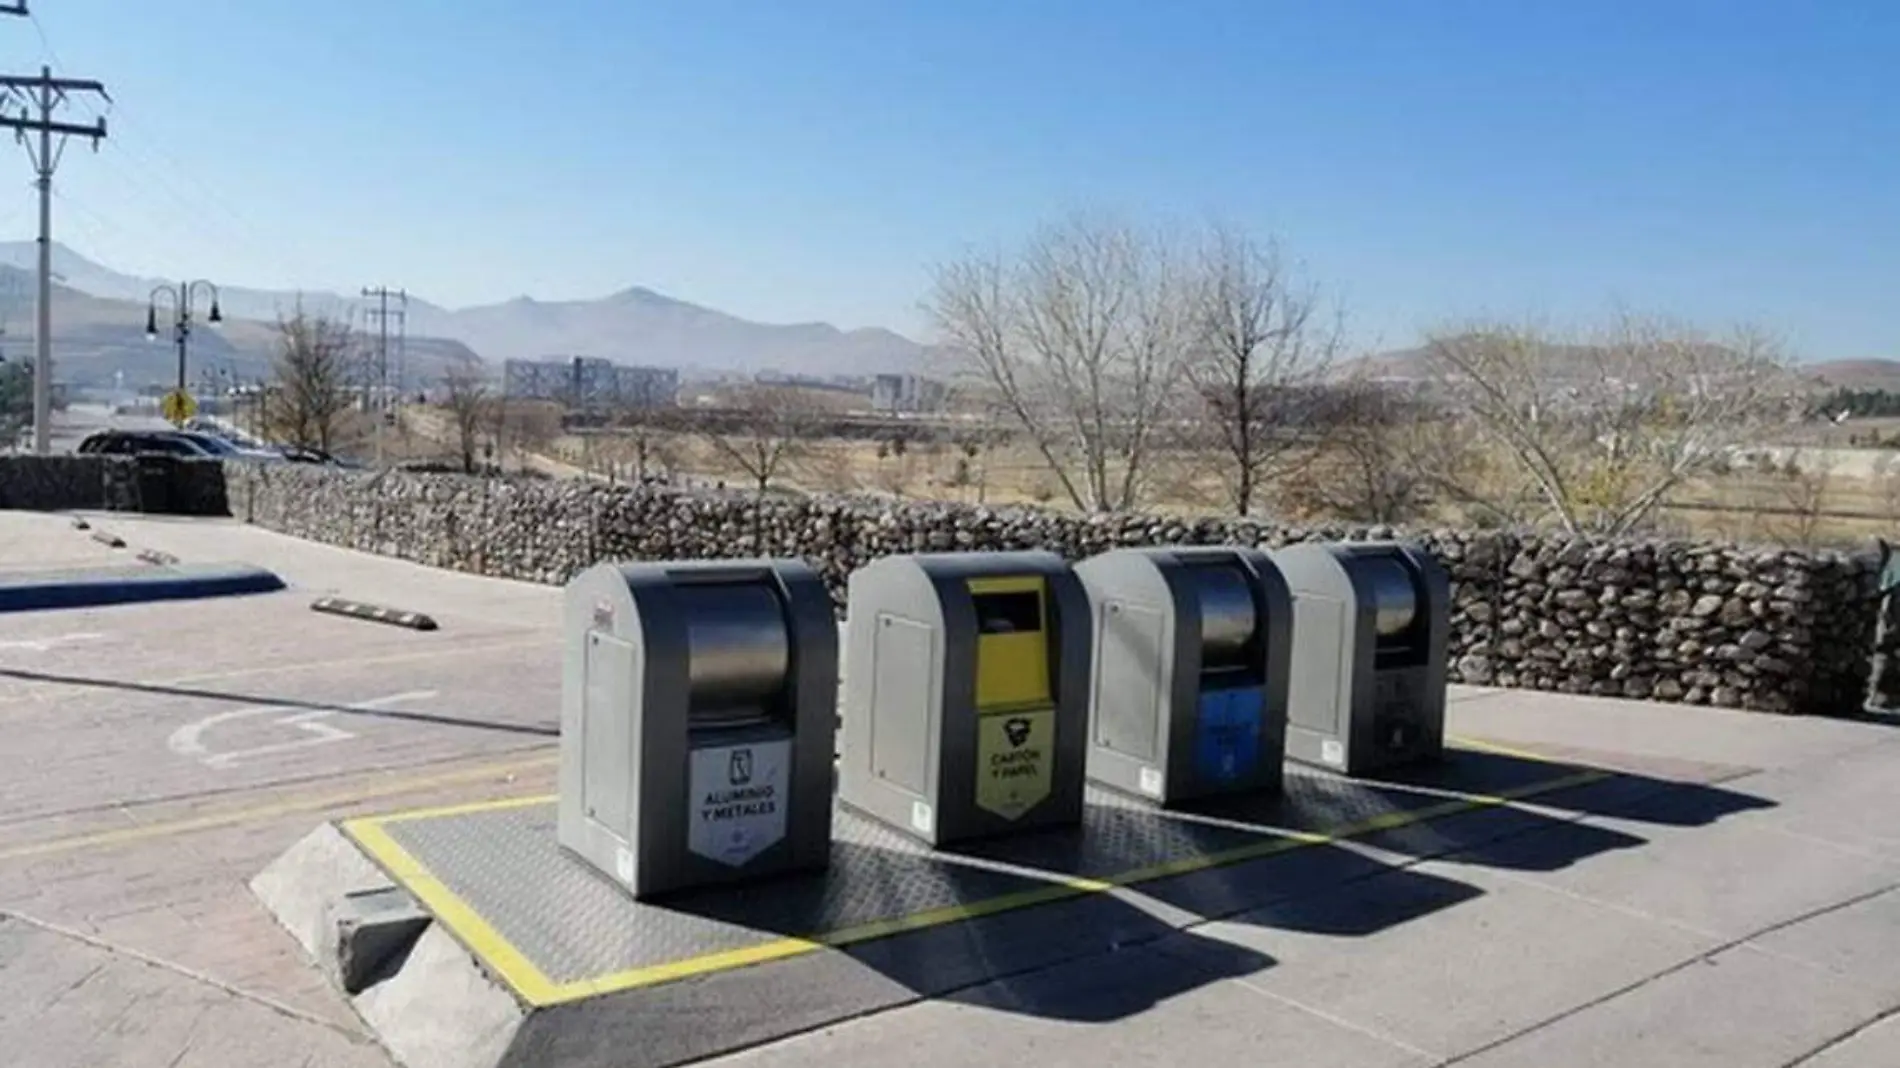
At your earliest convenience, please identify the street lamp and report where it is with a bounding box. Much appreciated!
[146,279,221,408]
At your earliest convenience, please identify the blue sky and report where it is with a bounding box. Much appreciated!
[3,0,1895,358]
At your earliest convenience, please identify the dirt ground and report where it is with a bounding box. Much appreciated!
[395,407,1900,550]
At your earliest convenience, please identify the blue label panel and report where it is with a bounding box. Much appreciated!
[1194,686,1264,784]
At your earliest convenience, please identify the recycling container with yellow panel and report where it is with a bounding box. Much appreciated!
[837,551,1092,847]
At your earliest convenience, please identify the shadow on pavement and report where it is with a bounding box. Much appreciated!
[937,927,1276,1023]
[1377,746,1779,827]
[486,827,1287,1026]
[0,666,558,738]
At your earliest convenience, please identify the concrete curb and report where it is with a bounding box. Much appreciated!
[0,563,287,613]
[311,596,440,632]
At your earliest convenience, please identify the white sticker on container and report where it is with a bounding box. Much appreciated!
[687,738,791,867]
[614,844,634,883]
[1321,739,1345,766]
[1138,766,1164,797]
[911,800,934,835]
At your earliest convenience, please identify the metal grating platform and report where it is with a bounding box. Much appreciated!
[344,746,1608,1007]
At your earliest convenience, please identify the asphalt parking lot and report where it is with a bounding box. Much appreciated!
[2,509,1899,1068]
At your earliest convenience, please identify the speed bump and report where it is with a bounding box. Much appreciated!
[0,562,285,612]
[311,596,439,632]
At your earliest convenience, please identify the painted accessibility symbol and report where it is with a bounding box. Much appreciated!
[167,690,437,769]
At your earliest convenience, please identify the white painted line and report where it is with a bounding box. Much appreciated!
[167,690,439,770]
[0,633,106,653]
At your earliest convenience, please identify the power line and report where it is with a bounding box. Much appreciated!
[25,10,63,71]
[25,7,334,301]
[0,60,107,454]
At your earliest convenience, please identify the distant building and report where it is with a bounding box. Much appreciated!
[614,364,680,408]
[502,356,679,410]
[871,373,947,414]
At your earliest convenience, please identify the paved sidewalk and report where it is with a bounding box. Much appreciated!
[1,509,1896,1067]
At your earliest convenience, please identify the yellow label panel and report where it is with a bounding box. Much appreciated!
[975,707,1054,820]
[968,575,1050,710]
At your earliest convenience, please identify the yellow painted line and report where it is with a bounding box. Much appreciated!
[0,753,556,862]
[376,792,556,824]
[1447,733,1562,764]
[357,753,1616,1008]
[346,815,564,1006]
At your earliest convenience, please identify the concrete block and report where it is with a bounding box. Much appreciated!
[327,886,433,994]
[250,823,399,963]
[355,923,526,1068]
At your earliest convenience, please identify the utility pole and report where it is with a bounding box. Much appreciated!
[0,62,108,454]
[361,285,405,466]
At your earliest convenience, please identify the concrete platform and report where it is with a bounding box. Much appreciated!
[250,742,1727,1068]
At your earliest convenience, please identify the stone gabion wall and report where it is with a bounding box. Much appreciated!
[0,455,228,513]
[0,455,112,510]
[223,462,1883,718]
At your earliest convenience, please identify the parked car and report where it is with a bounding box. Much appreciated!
[166,430,282,461]
[76,429,281,461]
[275,445,363,468]
[76,430,216,457]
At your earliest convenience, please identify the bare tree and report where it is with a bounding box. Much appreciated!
[1187,225,1343,515]
[1421,313,1798,536]
[928,215,1196,513]
[441,359,495,474]
[698,384,821,493]
[265,307,356,453]
[501,400,563,472]
[1284,380,1432,524]
[1766,449,1834,548]
[1879,463,1900,528]
[607,373,681,482]
[872,433,918,497]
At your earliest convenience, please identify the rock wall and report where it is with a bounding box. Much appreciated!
[224,462,1882,718]
[0,454,227,514]
[0,455,112,511]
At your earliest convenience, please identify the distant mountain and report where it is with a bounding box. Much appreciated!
[1805,359,1900,392]
[0,242,933,381]
[0,262,482,392]
[1337,345,1432,381]
[1345,340,1874,391]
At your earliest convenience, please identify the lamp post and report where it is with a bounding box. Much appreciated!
[146,280,221,415]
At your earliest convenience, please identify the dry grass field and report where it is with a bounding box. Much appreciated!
[428,414,1899,551]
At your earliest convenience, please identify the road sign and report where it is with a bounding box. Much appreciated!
[160,389,196,425]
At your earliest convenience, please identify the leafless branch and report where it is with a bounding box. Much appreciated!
[265,306,356,454]
[697,384,822,493]
[1422,312,1800,536]
[1185,224,1344,515]
[927,214,1197,513]
[441,359,495,474]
